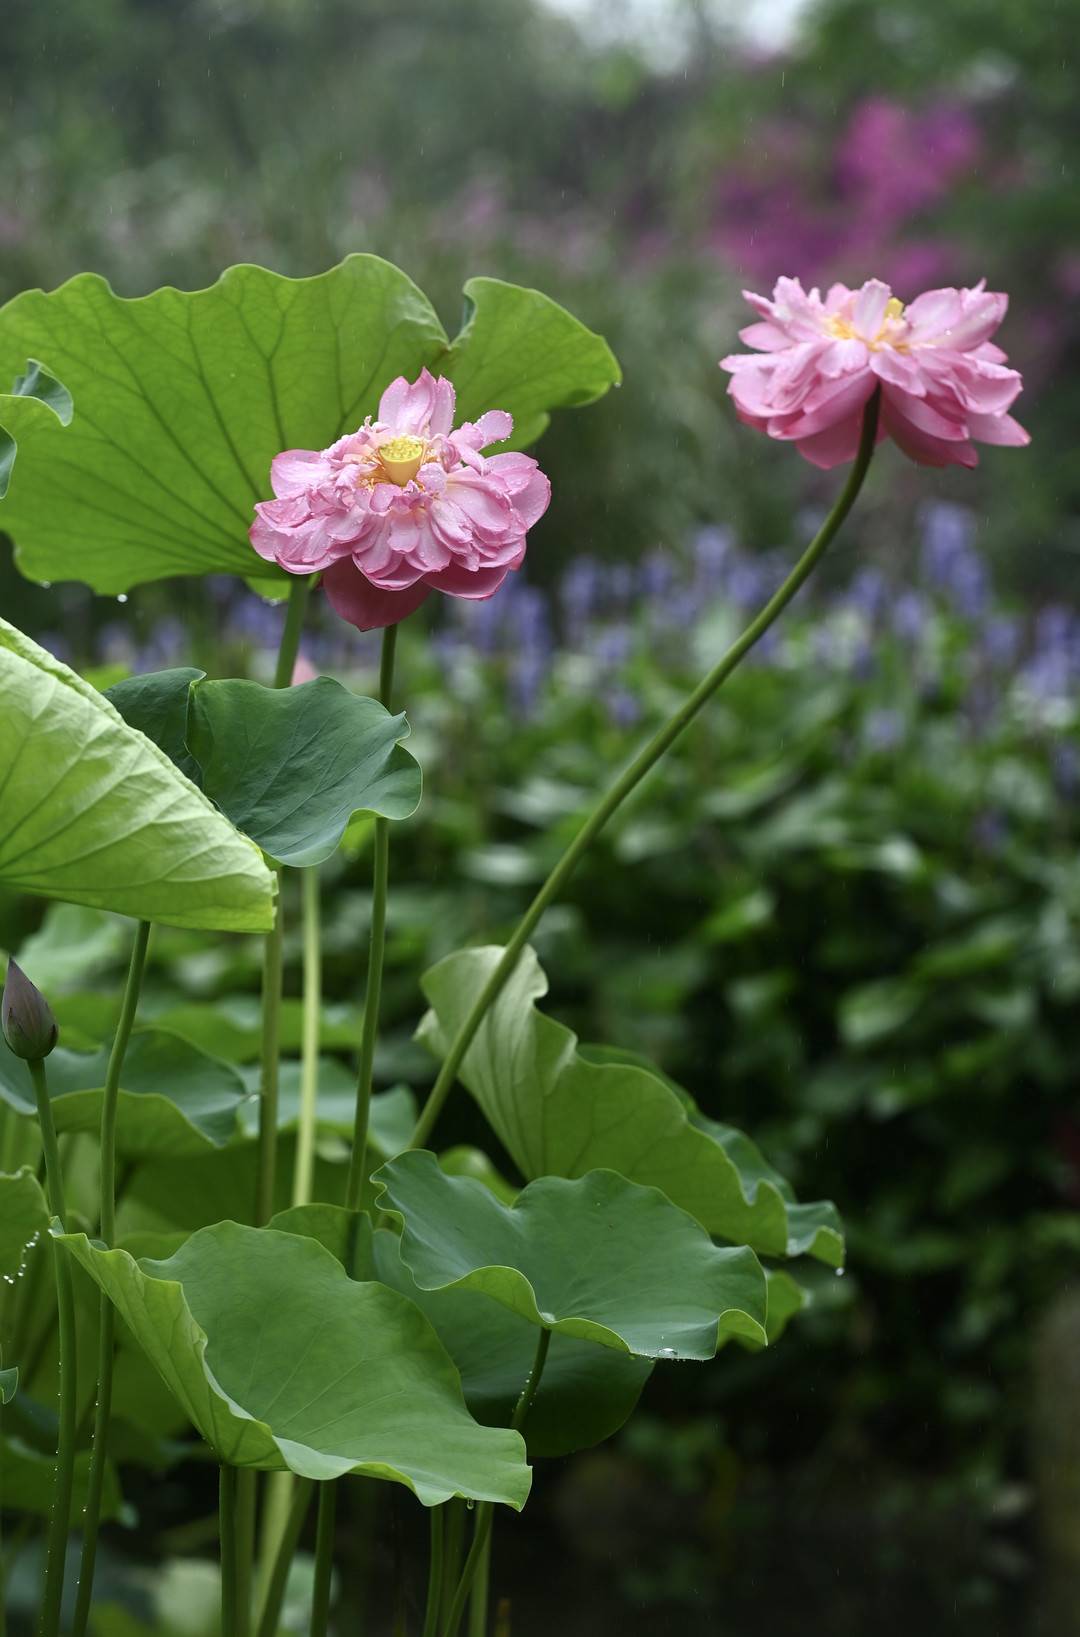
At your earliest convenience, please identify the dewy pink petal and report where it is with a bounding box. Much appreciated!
[719,274,1030,470]
[248,368,551,630]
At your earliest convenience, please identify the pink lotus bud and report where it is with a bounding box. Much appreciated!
[720,276,1029,470]
[2,959,58,1061]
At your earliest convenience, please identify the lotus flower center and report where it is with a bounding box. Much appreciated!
[378,435,426,486]
[828,296,906,348]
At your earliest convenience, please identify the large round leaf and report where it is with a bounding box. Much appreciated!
[0,1030,249,1157]
[374,1152,767,1359]
[60,1221,531,1508]
[417,946,844,1267]
[270,1204,653,1459]
[0,622,275,931]
[0,257,620,593]
[185,677,422,865]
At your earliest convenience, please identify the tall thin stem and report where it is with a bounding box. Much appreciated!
[235,1470,256,1637]
[466,1533,491,1637]
[422,1507,446,1637]
[411,393,881,1150]
[256,572,316,1226]
[292,866,322,1207]
[221,1466,240,1637]
[273,575,314,689]
[255,868,286,1227]
[30,1057,76,1637]
[71,918,152,1637]
[442,1329,551,1637]
[345,621,399,1210]
[309,1482,338,1637]
[254,1479,314,1637]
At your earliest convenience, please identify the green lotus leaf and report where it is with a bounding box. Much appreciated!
[0,257,619,593]
[186,677,422,866]
[0,1031,249,1157]
[60,1221,531,1508]
[105,668,206,782]
[445,276,621,446]
[270,1204,652,1458]
[417,945,844,1267]
[373,1151,767,1359]
[0,621,275,931]
[0,358,72,498]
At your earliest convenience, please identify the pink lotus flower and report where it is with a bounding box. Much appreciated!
[250,369,551,630]
[720,277,1029,470]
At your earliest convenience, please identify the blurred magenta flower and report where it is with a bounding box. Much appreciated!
[721,277,1029,469]
[250,369,550,630]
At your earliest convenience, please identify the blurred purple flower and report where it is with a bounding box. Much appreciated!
[509,649,548,719]
[981,615,1021,670]
[891,589,930,644]
[604,685,643,730]
[692,527,734,587]
[593,623,634,669]
[863,707,905,751]
[846,566,889,620]
[640,548,677,600]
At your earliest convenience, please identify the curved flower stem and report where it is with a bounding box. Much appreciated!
[71,918,152,1637]
[29,1057,77,1637]
[345,621,399,1211]
[309,1482,338,1637]
[411,392,881,1150]
[442,1328,552,1637]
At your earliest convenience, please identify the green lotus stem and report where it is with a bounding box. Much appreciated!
[441,1501,466,1625]
[272,574,314,689]
[309,1482,338,1637]
[254,1478,314,1637]
[235,1469,257,1637]
[411,390,881,1151]
[255,867,286,1227]
[220,1465,240,1637]
[345,620,399,1211]
[71,918,152,1637]
[467,1532,491,1637]
[256,572,316,1227]
[422,1506,447,1637]
[292,866,323,1206]
[442,1328,552,1637]
[29,1057,77,1637]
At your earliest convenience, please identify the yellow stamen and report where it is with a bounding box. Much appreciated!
[885,296,904,321]
[378,434,426,486]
